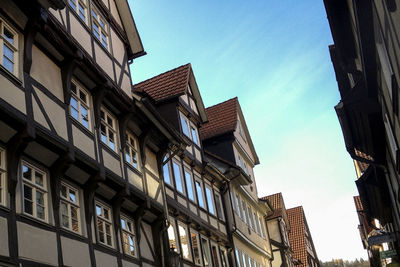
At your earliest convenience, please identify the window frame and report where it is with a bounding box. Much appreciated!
[0,148,6,206]
[121,215,137,257]
[200,235,212,267]
[21,161,48,222]
[195,178,205,209]
[100,107,118,152]
[0,18,19,77]
[125,131,139,170]
[95,200,114,248]
[168,219,179,252]
[205,185,215,216]
[184,167,196,202]
[91,5,109,50]
[172,160,185,195]
[163,156,172,186]
[70,79,91,130]
[210,241,221,267]
[68,0,88,23]
[178,221,192,261]
[214,191,225,221]
[60,181,81,234]
[241,200,247,224]
[190,228,202,266]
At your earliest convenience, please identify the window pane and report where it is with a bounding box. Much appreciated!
[205,187,215,215]
[37,204,45,220]
[100,124,107,144]
[3,55,13,73]
[211,245,220,267]
[104,208,109,220]
[69,190,77,203]
[3,27,14,44]
[185,170,194,201]
[173,162,183,193]
[201,238,211,267]
[125,152,131,164]
[168,224,177,251]
[35,172,43,187]
[196,181,205,208]
[22,165,31,181]
[69,0,77,10]
[36,190,44,205]
[163,162,171,185]
[191,127,199,145]
[191,233,201,265]
[61,185,67,198]
[96,205,101,216]
[215,194,223,220]
[3,44,14,61]
[78,3,85,21]
[121,218,126,230]
[24,184,32,201]
[180,115,189,137]
[178,225,190,259]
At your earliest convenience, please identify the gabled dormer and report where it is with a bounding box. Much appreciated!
[133,63,208,163]
[201,97,259,199]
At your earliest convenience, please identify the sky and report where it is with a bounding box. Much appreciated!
[128,0,366,262]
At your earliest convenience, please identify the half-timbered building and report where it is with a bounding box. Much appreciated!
[134,64,232,267]
[200,97,273,267]
[0,0,186,266]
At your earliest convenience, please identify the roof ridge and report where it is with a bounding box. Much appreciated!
[133,63,191,87]
[205,96,238,110]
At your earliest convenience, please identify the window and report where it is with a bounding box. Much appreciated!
[180,113,190,137]
[69,0,87,22]
[168,220,178,252]
[172,161,184,194]
[125,132,139,169]
[201,237,212,267]
[259,216,266,238]
[121,216,136,257]
[219,247,229,267]
[254,212,260,234]
[211,243,221,267]
[191,229,202,265]
[70,80,90,129]
[184,169,195,202]
[236,194,241,218]
[178,223,191,260]
[163,157,171,186]
[0,19,18,76]
[205,186,215,215]
[91,7,108,49]
[60,182,80,233]
[248,206,254,230]
[190,126,199,146]
[0,148,5,206]
[235,249,241,267]
[100,108,117,151]
[214,193,224,221]
[242,200,247,224]
[241,253,246,267]
[95,201,113,247]
[195,180,205,208]
[22,162,47,221]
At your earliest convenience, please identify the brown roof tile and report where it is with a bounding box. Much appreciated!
[133,63,191,102]
[261,193,284,219]
[200,97,238,140]
[354,196,363,212]
[287,206,308,267]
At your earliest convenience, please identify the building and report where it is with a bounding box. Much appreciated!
[133,64,232,266]
[0,0,188,266]
[287,207,319,267]
[262,193,295,267]
[324,0,400,261]
[200,97,273,267]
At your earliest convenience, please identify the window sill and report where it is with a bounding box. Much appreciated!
[17,213,53,230]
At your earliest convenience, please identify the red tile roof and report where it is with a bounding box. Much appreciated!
[354,196,363,212]
[200,97,239,140]
[287,206,318,267]
[261,193,284,219]
[133,63,191,102]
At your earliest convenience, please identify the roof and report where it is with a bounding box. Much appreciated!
[261,193,284,219]
[354,195,363,212]
[134,64,191,102]
[287,206,319,267]
[200,97,239,140]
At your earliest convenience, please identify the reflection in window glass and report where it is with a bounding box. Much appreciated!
[211,244,220,267]
[173,162,183,194]
[178,224,191,260]
[168,222,178,252]
[196,180,205,208]
[191,231,201,265]
[191,126,199,145]
[184,170,195,201]
[205,186,215,215]
[235,249,241,267]
[163,157,171,185]
[201,237,211,267]
[180,114,190,137]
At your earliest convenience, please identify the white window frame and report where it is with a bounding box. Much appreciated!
[68,0,88,23]
[70,79,91,130]
[100,107,118,152]
[95,201,114,247]
[200,235,212,267]
[125,131,139,170]
[172,160,185,195]
[21,161,48,222]
[190,228,202,266]
[195,177,205,209]
[184,167,195,202]
[60,182,81,233]
[205,185,215,216]
[121,215,137,257]
[91,6,108,49]
[0,148,6,206]
[0,18,19,77]
[178,222,192,261]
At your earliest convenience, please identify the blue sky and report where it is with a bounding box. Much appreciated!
[129,0,365,261]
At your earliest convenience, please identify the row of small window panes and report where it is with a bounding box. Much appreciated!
[68,0,108,49]
[0,19,18,76]
[163,158,225,220]
[180,112,200,146]
[19,160,138,256]
[168,219,229,266]
[232,192,266,238]
[235,249,266,267]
